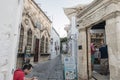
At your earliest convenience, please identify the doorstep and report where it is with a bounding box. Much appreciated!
[92,71,109,80]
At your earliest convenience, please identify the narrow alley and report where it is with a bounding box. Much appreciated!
[27,55,64,80]
[2,0,120,80]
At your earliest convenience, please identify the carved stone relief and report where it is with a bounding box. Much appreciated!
[82,7,106,27]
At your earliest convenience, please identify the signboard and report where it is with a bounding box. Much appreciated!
[64,56,77,80]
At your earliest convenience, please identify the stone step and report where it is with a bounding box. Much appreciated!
[92,71,109,80]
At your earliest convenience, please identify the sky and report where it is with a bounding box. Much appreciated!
[35,0,94,38]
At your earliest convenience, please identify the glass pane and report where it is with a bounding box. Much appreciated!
[18,25,24,53]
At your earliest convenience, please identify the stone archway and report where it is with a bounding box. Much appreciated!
[40,30,50,54]
[77,0,120,80]
[39,29,50,62]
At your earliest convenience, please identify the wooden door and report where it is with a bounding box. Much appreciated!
[34,39,39,62]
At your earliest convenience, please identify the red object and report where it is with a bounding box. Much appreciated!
[91,43,95,54]
[13,69,25,80]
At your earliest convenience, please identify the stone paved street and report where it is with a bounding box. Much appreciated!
[26,55,64,80]
[92,64,109,80]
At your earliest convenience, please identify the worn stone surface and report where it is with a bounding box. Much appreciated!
[76,0,120,80]
[27,55,63,80]
[0,0,23,80]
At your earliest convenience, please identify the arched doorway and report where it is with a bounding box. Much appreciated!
[40,31,50,61]
[34,37,39,62]
[24,29,32,64]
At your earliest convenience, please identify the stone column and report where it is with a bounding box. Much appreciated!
[87,28,92,79]
[105,12,120,80]
[78,28,88,80]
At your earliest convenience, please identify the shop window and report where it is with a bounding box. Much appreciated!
[26,29,32,53]
[91,33,104,47]
[40,36,45,53]
[18,25,24,53]
[45,38,48,53]
[55,42,57,51]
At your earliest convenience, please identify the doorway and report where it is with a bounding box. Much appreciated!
[88,21,110,79]
[34,38,39,62]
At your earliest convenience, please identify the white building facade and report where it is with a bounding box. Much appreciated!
[50,27,60,59]
[64,5,81,57]
[0,0,23,80]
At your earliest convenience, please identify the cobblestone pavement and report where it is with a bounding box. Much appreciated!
[92,64,109,80]
[26,55,64,80]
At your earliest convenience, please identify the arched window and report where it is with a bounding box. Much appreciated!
[18,25,24,53]
[45,38,48,53]
[26,29,32,53]
[40,36,45,53]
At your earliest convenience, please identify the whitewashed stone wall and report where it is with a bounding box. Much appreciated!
[50,27,60,59]
[0,0,23,80]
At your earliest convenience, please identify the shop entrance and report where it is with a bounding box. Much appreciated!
[89,21,110,79]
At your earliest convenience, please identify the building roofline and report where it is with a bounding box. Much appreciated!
[31,0,52,23]
[77,0,103,18]
[52,27,60,37]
